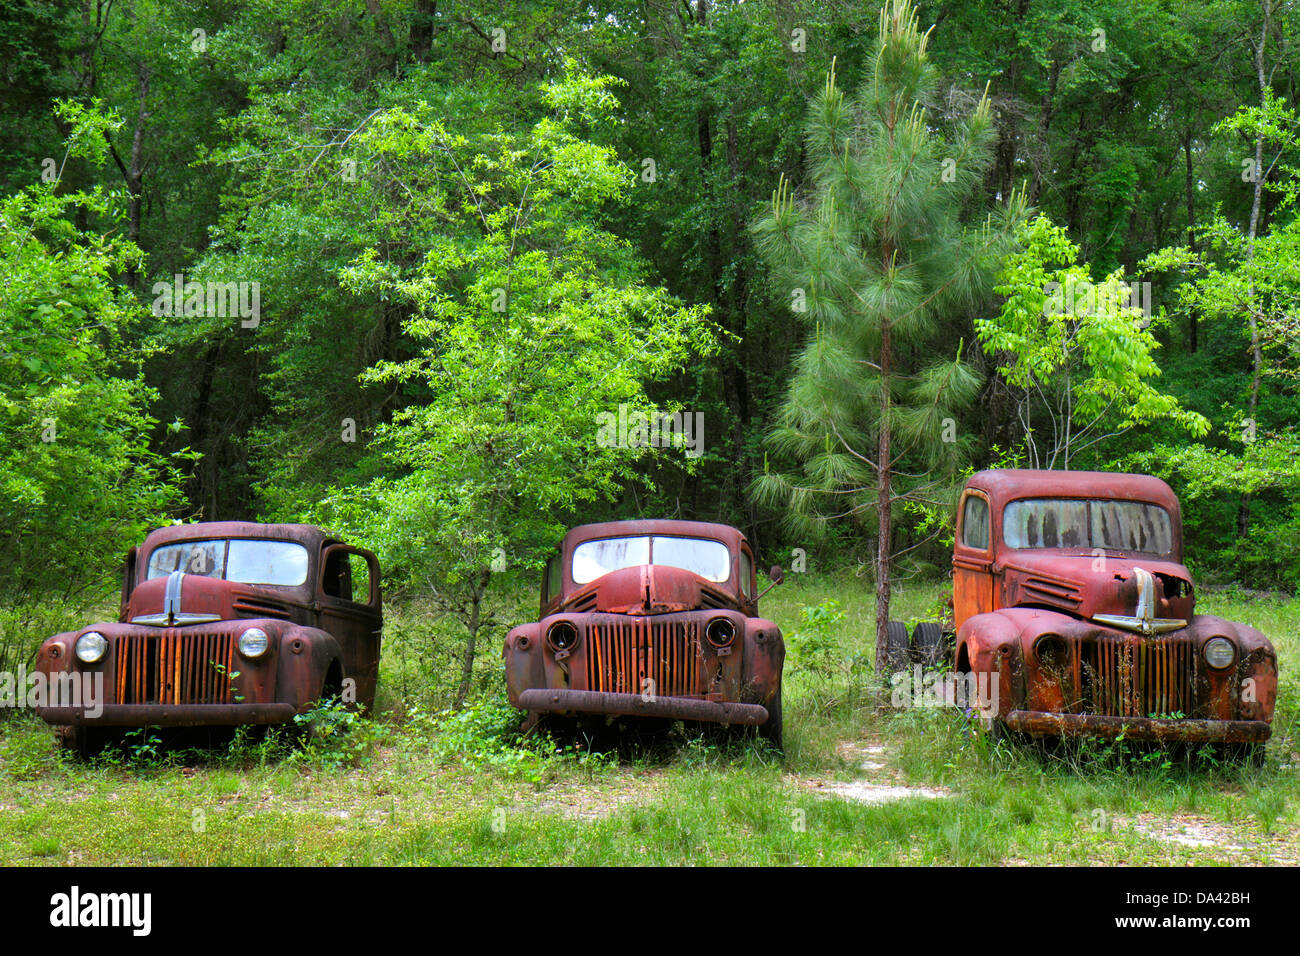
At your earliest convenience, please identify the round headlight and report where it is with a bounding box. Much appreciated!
[1204,637,1236,670]
[1034,634,1068,669]
[74,631,108,664]
[239,627,270,659]
[706,617,737,648]
[546,621,579,652]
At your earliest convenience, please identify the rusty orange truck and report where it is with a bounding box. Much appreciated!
[35,522,382,754]
[503,519,786,746]
[899,469,1276,753]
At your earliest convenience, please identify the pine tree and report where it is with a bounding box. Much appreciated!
[751,0,1025,673]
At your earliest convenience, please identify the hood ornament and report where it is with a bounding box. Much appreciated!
[1094,566,1186,636]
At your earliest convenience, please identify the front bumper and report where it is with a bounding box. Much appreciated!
[37,703,297,727]
[517,689,769,725]
[1005,710,1271,742]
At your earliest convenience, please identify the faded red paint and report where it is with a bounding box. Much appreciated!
[504,520,785,742]
[35,522,382,748]
[952,470,1277,743]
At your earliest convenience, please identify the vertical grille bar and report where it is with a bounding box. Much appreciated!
[1080,636,1192,718]
[111,633,236,705]
[582,619,707,698]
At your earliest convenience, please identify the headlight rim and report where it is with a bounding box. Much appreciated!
[705,616,737,648]
[545,620,579,653]
[238,626,271,659]
[1203,636,1237,670]
[74,631,108,664]
[1033,633,1069,668]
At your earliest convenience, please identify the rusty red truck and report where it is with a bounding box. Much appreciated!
[35,522,382,753]
[917,469,1277,749]
[503,520,786,745]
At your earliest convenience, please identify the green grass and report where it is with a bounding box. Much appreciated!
[0,572,1296,865]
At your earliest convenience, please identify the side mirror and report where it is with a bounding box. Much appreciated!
[757,566,784,601]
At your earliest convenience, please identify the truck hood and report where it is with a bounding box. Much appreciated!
[1000,552,1196,635]
[126,572,295,626]
[559,564,739,615]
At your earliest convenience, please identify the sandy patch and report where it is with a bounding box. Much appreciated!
[809,740,953,805]
[814,779,950,805]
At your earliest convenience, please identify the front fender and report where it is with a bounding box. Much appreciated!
[503,622,545,706]
[1186,615,1277,722]
[956,609,1051,718]
[741,617,784,706]
[273,625,343,710]
[35,631,79,680]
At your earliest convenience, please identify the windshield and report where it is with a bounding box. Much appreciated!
[146,539,310,586]
[1003,498,1173,556]
[572,535,731,584]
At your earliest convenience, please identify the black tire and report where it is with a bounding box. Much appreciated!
[759,681,783,751]
[912,621,947,667]
[59,726,107,759]
[882,620,911,675]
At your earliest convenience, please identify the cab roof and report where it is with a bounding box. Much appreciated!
[561,520,746,553]
[140,522,332,555]
[966,469,1180,513]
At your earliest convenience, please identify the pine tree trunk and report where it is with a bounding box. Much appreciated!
[875,319,893,674]
[1240,0,1271,538]
[1183,130,1198,352]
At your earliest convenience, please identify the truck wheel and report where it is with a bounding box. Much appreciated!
[59,726,106,759]
[758,682,783,751]
[912,622,947,667]
[883,621,910,674]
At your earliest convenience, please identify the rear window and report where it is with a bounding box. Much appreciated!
[1003,498,1173,555]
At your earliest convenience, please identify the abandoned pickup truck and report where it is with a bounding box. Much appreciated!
[503,520,786,745]
[929,469,1276,748]
[35,522,382,752]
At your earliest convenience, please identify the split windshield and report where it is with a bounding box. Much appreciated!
[1002,498,1174,556]
[572,535,731,584]
[146,539,310,587]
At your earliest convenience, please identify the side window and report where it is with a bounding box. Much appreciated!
[347,553,373,605]
[322,549,373,604]
[322,550,353,601]
[739,550,754,600]
[544,555,562,601]
[960,494,990,551]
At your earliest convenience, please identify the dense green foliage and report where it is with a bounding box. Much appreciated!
[0,180,184,668]
[7,0,1300,670]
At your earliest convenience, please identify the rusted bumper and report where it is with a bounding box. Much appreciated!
[1005,710,1271,742]
[37,703,298,727]
[518,689,769,725]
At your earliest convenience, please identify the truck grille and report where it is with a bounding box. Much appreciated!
[1079,638,1194,718]
[585,619,705,698]
[114,633,238,705]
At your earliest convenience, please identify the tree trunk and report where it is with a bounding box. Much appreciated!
[1239,0,1272,538]
[455,573,489,708]
[411,0,437,61]
[455,618,477,708]
[1183,130,1198,352]
[875,319,893,674]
